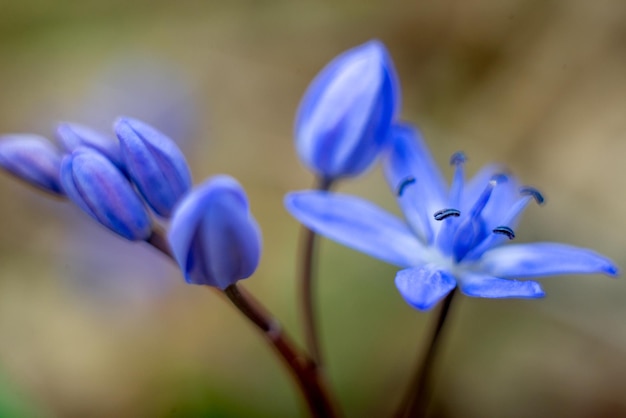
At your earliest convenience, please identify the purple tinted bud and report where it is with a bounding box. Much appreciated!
[114,117,192,218]
[60,148,151,240]
[0,134,64,195]
[168,175,261,289]
[56,122,124,169]
[295,40,400,180]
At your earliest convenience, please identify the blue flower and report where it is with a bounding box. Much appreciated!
[168,175,262,289]
[0,134,65,196]
[285,123,618,310]
[295,40,400,180]
[60,148,152,241]
[114,117,192,218]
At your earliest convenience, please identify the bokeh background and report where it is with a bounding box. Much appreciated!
[0,0,625,417]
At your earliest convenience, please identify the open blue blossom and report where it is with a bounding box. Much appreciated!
[0,134,65,196]
[295,40,400,180]
[168,175,261,289]
[285,123,618,310]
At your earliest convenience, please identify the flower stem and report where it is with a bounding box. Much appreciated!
[224,284,339,418]
[146,228,339,418]
[395,290,457,418]
[300,176,334,367]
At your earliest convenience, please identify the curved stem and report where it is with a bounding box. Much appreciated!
[146,228,339,418]
[225,284,338,418]
[146,226,171,256]
[300,176,334,367]
[395,290,457,418]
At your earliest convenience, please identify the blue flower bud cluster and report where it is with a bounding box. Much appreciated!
[0,117,260,289]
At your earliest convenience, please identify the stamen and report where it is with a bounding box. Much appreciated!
[396,176,416,196]
[450,151,467,166]
[434,208,461,221]
[493,226,515,240]
[448,151,467,208]
[520,186,545,205]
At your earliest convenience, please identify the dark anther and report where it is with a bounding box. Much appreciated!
[493,226,515,239]
[520,186,545,205]
[450,151,467,166]
[397,177,416,196]
[434,208,461,221]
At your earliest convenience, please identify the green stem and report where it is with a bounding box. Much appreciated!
[300,176,334,367]
[395,290,457,418]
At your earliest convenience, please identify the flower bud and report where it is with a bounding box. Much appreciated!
[0,134,64,195]
[295,40,400,180]
[114,117,192,218]
[56,122,124,169]
[60,148,151,240]
[168,175,261,289]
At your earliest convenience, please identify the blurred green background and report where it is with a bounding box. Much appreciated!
[1,0,626,417]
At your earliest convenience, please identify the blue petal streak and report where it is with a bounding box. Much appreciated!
[383,123,447,244]
[395,265,456,310]
[285,191,425,267]
[458,273,545,298]
[478,243,619,278]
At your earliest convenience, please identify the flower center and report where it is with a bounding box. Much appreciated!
[432,152,544,263]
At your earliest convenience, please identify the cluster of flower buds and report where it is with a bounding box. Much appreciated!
[0,118,261,288]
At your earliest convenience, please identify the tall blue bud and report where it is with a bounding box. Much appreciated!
[0,134,64,195]
[60,148,151,240]
[114,117,192,218]
[295,40,400,180]
[56,122,124,169]
[168,175,261,289]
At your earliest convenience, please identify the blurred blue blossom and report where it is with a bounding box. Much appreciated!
[295,40,400,180]
[0,134,65,196]
[168,175,261,289]
[56,122,124,170]
[286,123,618,310]
[60,148,151,241]
[115,117,192,218]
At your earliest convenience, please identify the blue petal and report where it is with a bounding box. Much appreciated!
[478,243,619,278]
[285,191,426,267]
[383,123,447,244]
[56,122,124,169]
[458,273,545,299]
[61,149,151,241]
[0,135,64,195]
[115,117,192,217]
[201,187,261,289]
[395,265,457,310]
[295,40,399,179]
[169,175,261,288]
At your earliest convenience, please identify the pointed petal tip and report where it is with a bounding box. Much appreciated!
[395,266,457,312]
[604,263,619,277]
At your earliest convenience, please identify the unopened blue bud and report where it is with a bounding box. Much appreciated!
[295,40,400,180]
[0,134,64,195]
[56,122,124,169]
[114,117,192,218]
[60,148,151,240]
[168,175,261,289]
